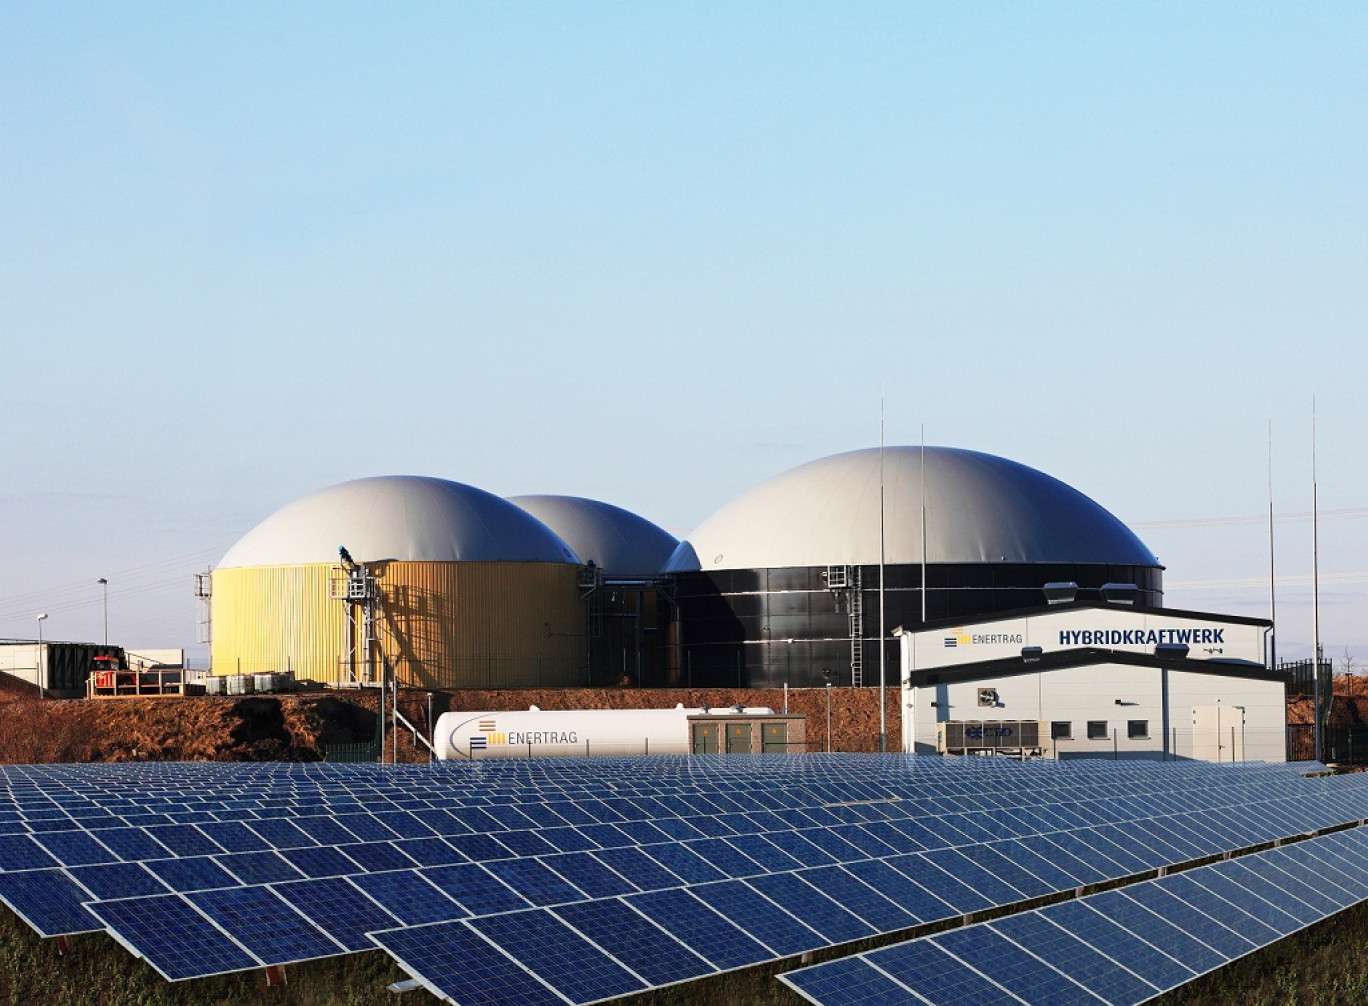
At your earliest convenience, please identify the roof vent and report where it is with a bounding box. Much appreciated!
[1043,582,1078,604]
[1101,582,1140,605]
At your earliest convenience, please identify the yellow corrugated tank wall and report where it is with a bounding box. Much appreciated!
[211,561,585,689]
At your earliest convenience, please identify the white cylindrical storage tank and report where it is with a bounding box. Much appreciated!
[435,705,774,759]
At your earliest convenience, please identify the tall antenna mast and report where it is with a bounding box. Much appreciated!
[1312,396,1322,763]
[920,425,927,624]
[1267,421,1276,668]
[878,392,887,754]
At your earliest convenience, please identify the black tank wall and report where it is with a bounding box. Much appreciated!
[672,563,1163,689]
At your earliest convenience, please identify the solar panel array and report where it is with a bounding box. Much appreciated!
[0,756,1361,1005]
[782,826,1368,1006]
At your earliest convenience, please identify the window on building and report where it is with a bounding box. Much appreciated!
[1051,721,1072,740]
[1087,720,1108,740]
[1128,720,1149,740]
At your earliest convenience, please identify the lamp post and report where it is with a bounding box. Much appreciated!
[822,668,833,753]
[97,578,108,645]
[36,613,48,644]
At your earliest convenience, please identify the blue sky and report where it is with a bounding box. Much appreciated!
[3,3,1365,665]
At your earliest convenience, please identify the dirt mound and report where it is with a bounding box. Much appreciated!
[0,684,896,764]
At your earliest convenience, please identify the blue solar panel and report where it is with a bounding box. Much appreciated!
[841,858,956,925]
[421,863,533,914]
[142,855,243,893]
[762,829,842,867]
[216,851,307,885]
[746,870,875,945]
[798,828,869,863]
[955,844,1055,900]
[196,821,271,853]
[1155,872,1285,944]
[830,823,899,858]
[272,877,399,952]
[866,936,1009,1005]
[371,920,565,1006]
[68,861,169,899]
[538,825,600,853]
[934,924,1104,1005]
[445,832,514,862]
[32,829,117,867]
[0,833,61,871]
[591,845,681,890]
[683,837,766,878]
[333,813,401,842]
[188,885,343,965]
[885,854,993,915]
[697,879,823,956]
[1084,888,1227,975]
[782,954,913,1006]
[542,852,637,898]
[291,815,362,846]
[336,841,417,872]
[246,818,318,850]
[989,911,1157,1005]
[554,897,714,986]
[482,856,587,907]
[92,894,259,980]
[145,824,221,857]
[724,833,804,872]
[265,847,350,885]
[1037,898,1196,993]
[626,888,771,970]
[0,869,101,935]
[1188,867,1305,933]
[799,865,920,933]
[350,869,466,925]
[1119,884,1251,960]
[640,842,729,884]
[472,908,647,1003]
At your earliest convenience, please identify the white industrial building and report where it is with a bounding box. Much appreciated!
[897,599,1282,762]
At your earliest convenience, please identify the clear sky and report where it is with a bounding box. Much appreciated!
[3,3,1365,667]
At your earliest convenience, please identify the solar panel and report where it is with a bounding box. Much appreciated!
[745,870,875,945]
[91,893,260,980]
[349,869,466,925]
[272,877,399,952]
[1036,898,1196,993]
[470,908,647,1003]
[187,885,344,966]
[782,954,912,1006]
[0,833,61,871]
[625,888,771,970]
[370,920,565,1006]
[988,911,1157,1005]
[553,896,715,986]
[0,869,102,935]
[934,924,1105,1005]
[143,856,242,893]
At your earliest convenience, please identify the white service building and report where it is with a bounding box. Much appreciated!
[898,601,1283,762]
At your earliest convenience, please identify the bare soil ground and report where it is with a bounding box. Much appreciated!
[0,684,898,764]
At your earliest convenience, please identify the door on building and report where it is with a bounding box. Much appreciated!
[726,722,753,754]
[762,722,788,753]
[1192,705,1245,762]
[691,722,718,754]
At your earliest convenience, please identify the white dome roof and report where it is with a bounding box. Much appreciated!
[664,447,1157,571]
[509,496,678,577]
[219,476,580,568]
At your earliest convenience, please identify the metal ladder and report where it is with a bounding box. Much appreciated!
[848,567,864,687]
